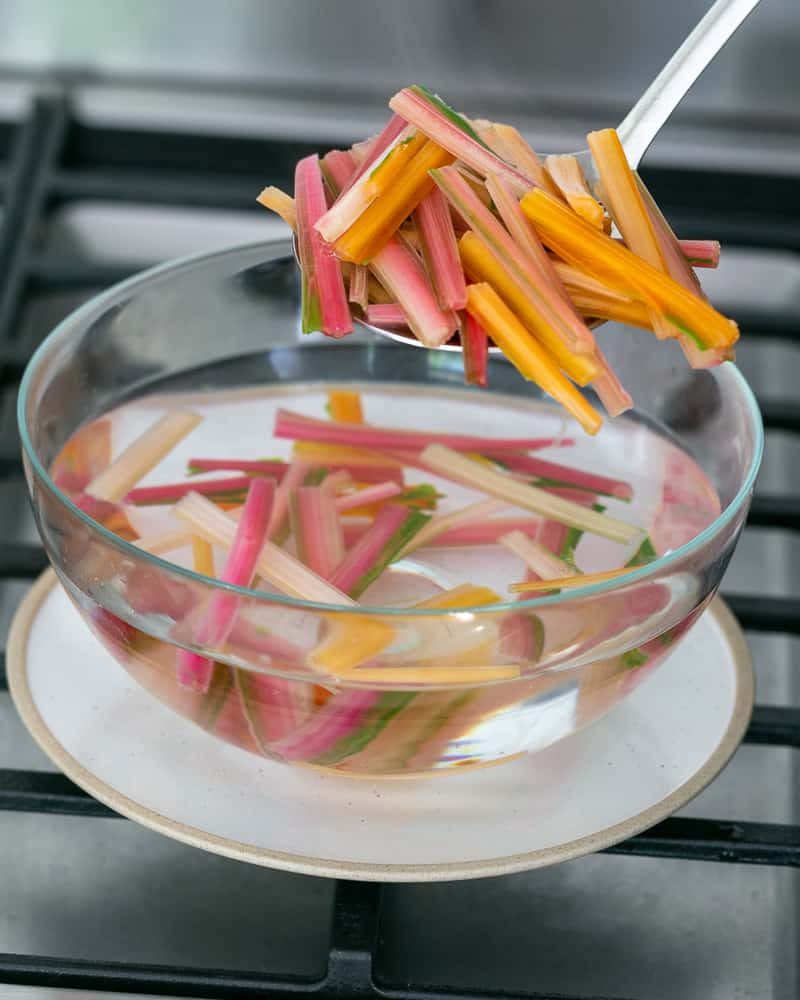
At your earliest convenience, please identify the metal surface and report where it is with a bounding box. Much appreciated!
[0,83,797,1000]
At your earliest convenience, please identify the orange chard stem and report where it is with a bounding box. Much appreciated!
[544,155,606,230]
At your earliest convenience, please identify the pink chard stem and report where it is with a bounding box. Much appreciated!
[290,485,345,578]
[413,187,467,310]
[187,458,287,478]
[320,149,358,193]
[270,690,379,762]
[294,154,352,337]
[268,460,308,542]
[329,503,429,598]
[365,303,409,328]
[348,266,369,310]
[335,481,403,511]
[461,311,488,387]
[125,474,254,506]
[370,236,459,348]
[274,407,566,453]
[679,239,720,268]
[389,85,534,196]
[486,451,632,500]
[176,477,274,692]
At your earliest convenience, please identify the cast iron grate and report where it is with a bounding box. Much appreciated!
[0,92,798,1000]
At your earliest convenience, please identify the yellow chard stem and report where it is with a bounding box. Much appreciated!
[464,283,603,436]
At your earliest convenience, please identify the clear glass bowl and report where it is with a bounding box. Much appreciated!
[18,240,762,776]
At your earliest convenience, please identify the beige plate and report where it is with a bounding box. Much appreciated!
[9,571,754,882]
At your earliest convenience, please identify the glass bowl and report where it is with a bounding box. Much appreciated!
[18,240,762,776]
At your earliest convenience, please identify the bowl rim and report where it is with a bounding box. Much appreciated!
[18,238,765,618]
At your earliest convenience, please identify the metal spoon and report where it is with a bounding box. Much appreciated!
[299,0,762,352]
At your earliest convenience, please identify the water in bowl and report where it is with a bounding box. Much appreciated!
[47,357,720,775]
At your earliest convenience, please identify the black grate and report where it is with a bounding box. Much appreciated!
[0,91,798,1000]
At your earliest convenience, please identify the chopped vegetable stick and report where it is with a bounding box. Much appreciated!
[347,664,520,685]
[315,127,425,244]
[269,690,382,762]
[291,486,345,578]
[257,186,296,230]
[125,474,253,506]
[587,129,666,272]
[344,113,408,191]
[679,239,720,268]
[330,504,429,598]
[337,483,438,519]
[499,530,575,580]
[472,118,550,194]
[365,303,408,328]
[293,441,404,469]
[348,265,369,310]
[188,458,288,478]
[327,390,363,424]
[400,498,506,556]
[389,86,534,196]
[191,537,215,577]
[486,452,632,500]
[334,140,455,263]
[268,460,308,541]
[509,566,635,593]
[175,491,346,603]
[413,187,467,310]
[433,164,596,355]
[276,407,567,452]
[320,148,358,194]
[322,133,390,196]
[421,444,641,544]
[427,516,543,548]
[295,155,352,337]
[520,188,738,350]
[236,668,311,749]
[86,410,202,503]
[552,261,652,329]
[462,312,488,387]
[544,155,605,229]
[414,583,502,609]
[673,337,734,369]
[632,173,729,368]
[487,121,552,191]
[484,173,575,307]
[591,345,634,417]
[459,231,598,386]
[465,284,603,435]
[176,478,274,692]
[349,139,372,166]
[310,620,396,677]
[336,481,403,512]
[370,237,458,347]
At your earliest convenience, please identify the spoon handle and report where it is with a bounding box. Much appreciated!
[617,0,761,168]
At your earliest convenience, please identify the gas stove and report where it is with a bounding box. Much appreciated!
[0,75,797,1000]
